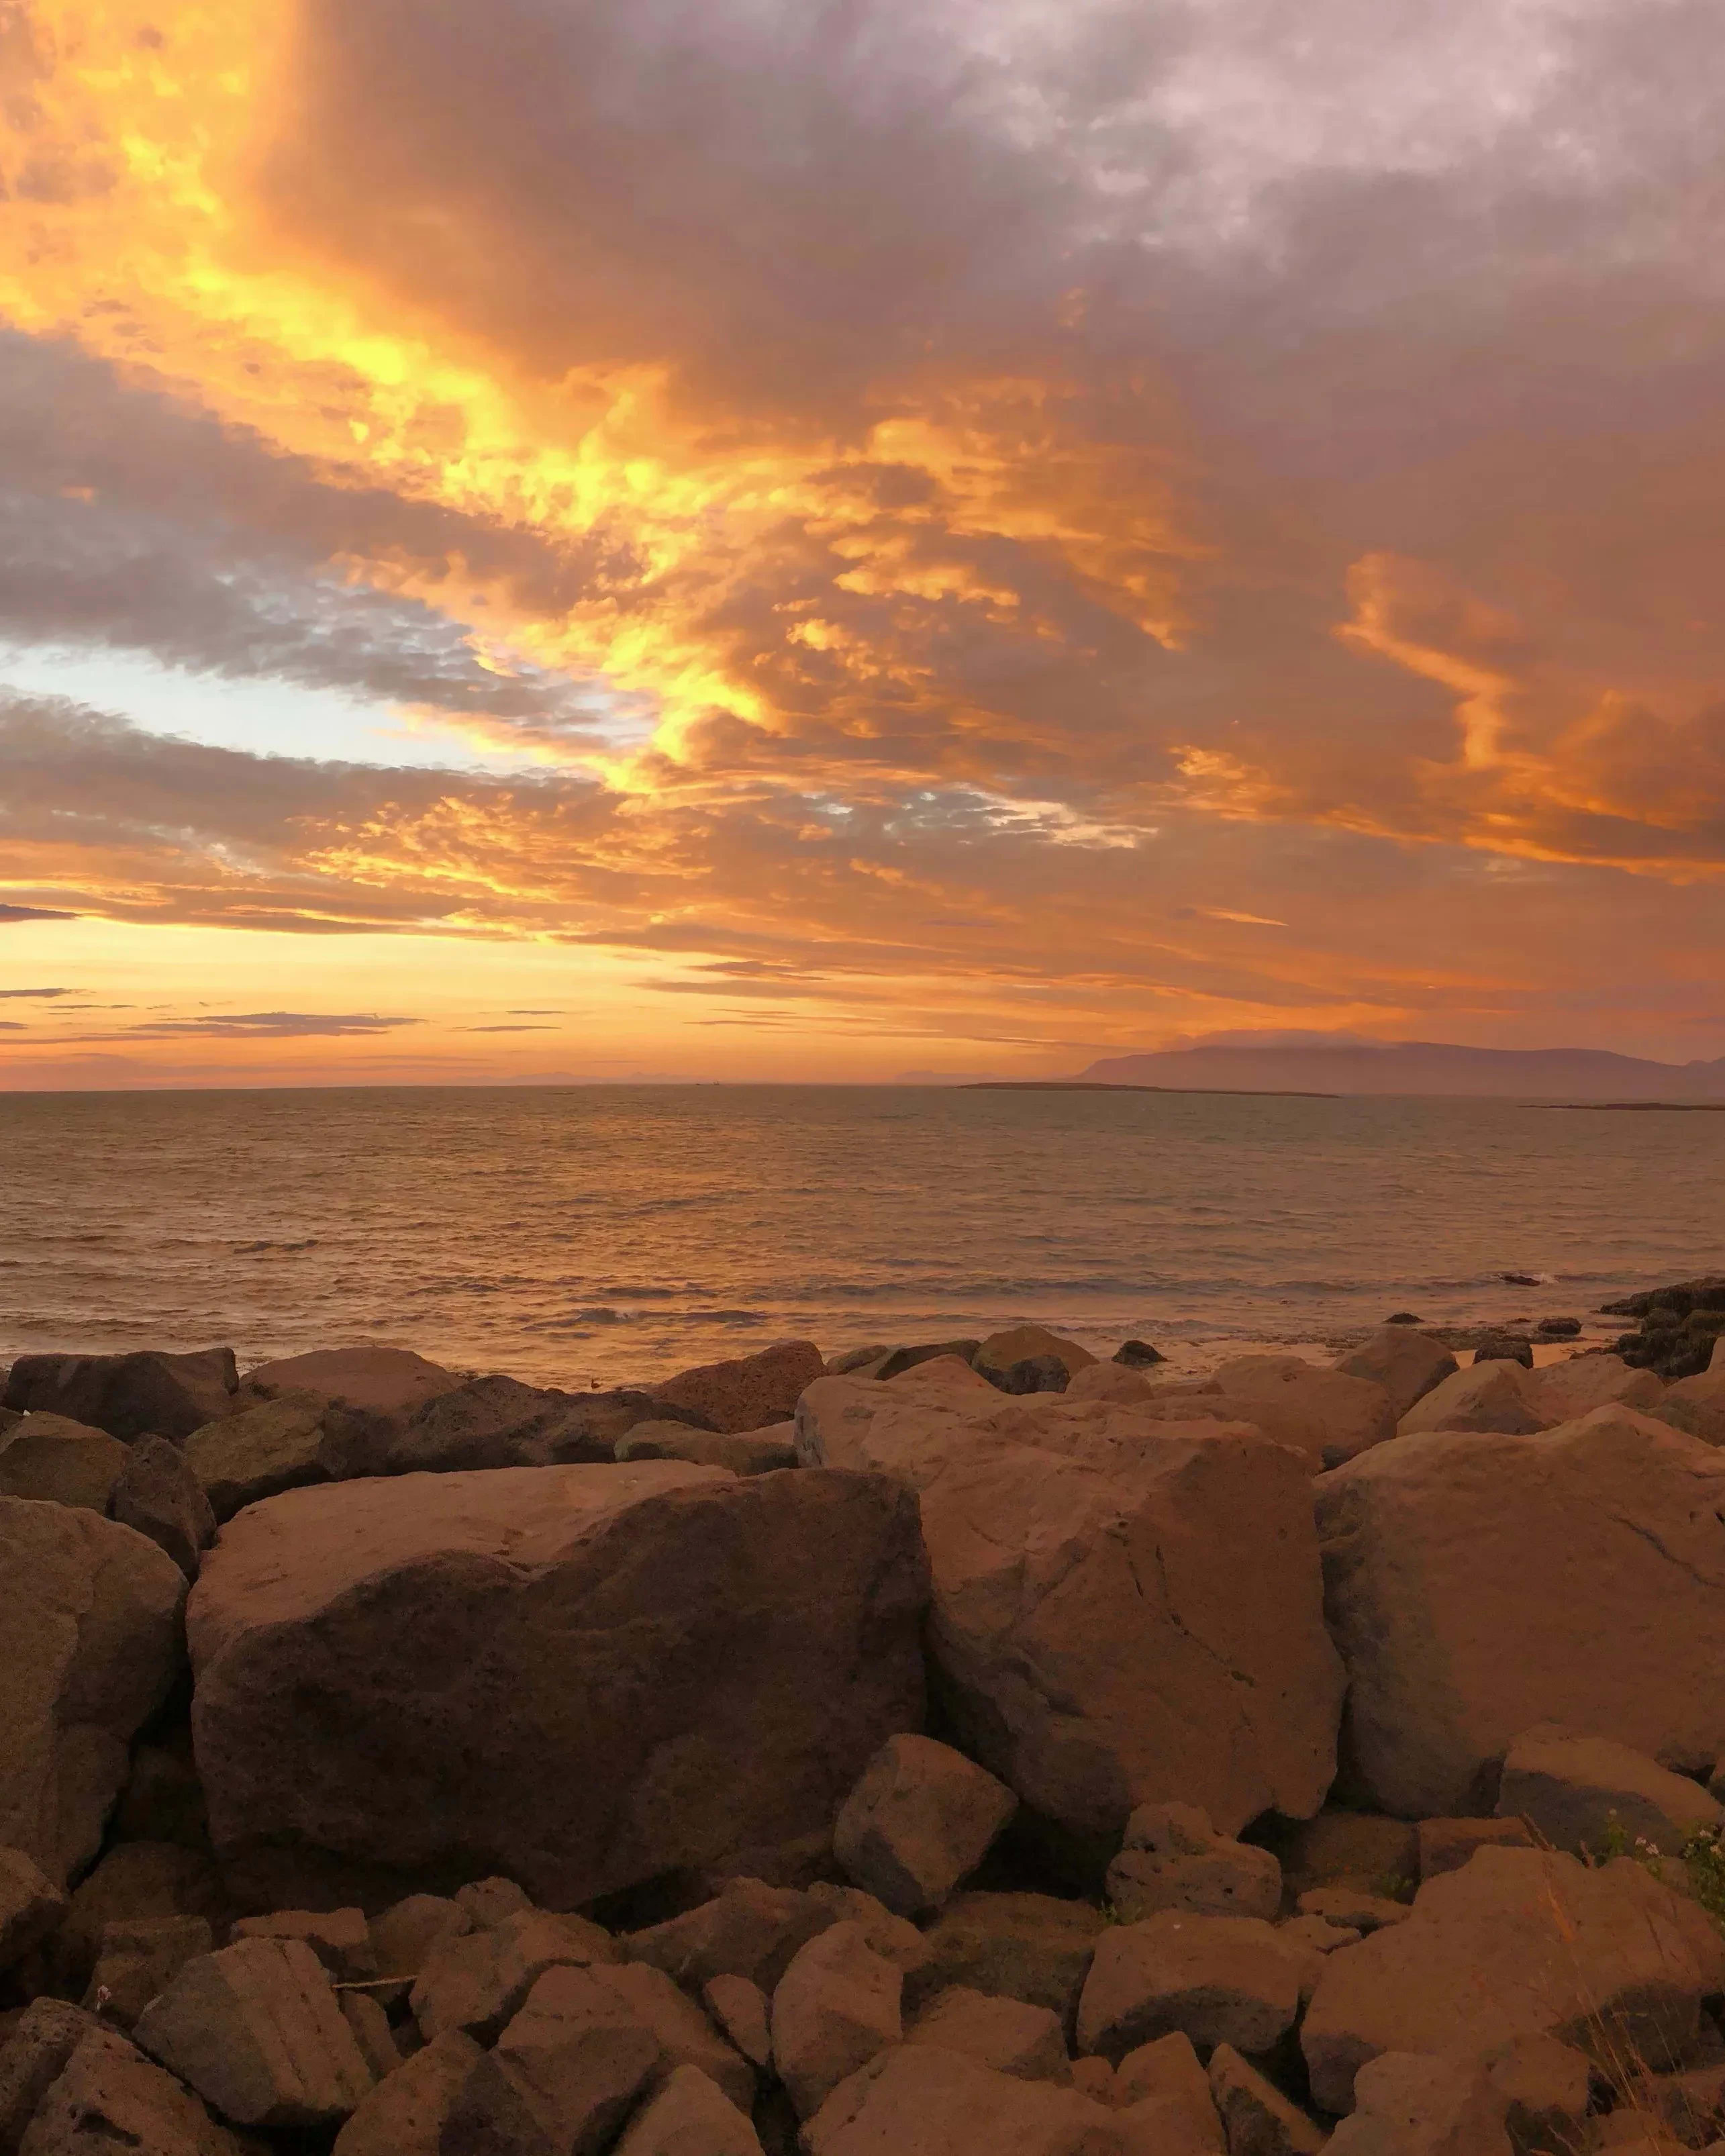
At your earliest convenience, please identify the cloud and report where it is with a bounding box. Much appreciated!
[3,0,1725,1063]
[0,985,70,996]
[72,1012,424,1040]
[0,904,75,922]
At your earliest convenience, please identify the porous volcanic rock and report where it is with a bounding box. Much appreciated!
[0,1500,186,1883]
[1316,1406,1725,1817]
[187,1462,928,1908]
[650,1341,826,1433]
[2,1350,238,1442]
[799,1375,1342,1843]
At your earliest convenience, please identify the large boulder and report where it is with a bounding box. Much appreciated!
[832,1735,1017,1916]
[2,1351,237,1442]
[0,1418,129,1514]
[973,1328,1097,1388]
[905,1893,1105,2027]
[1316,1407,1725,1817]
[1651,1369,1725,1447]
[18,2028,253,2156]
[1395,1360,1546,1438]
[187,1462,929,1909]
[242,1346,461,1418]
[1301,1846,1725,2114]
[1531,1354,1664,1422]
[650,1341,826,1433]
[798,1375,1342,1844]
[1207,1355,1396,1470]
[0,1502,187,1883]
[1495,1727,1725,1857]
[800,2043,1122,2156]
[1333,1330,1459,1422]
[182,1393,340,1522]
[107,1440,215,1580]
[377,1373,697,1476]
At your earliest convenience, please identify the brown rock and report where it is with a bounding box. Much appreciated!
[1324,2051,1512,2153]
[0,2003,112,2153]
[187,1462,928,1909]
[230,1907,376,1981]
[1496,1726,1725,1858]
[1395,1360,1546,1438]
[615,2064,763,2155]
[0,1502,187,1883]
[800,2040,1119,2156]
[375,1375,673,1475]
[974,1329,1098,1385]
[702,1975,772,2069]
[804,1883,928,1974]
[332,2028,481,2156]
[1414,1818,1532,1882]
[0,1419,129,1514]
[1333,1329,1459,1422]
[83,1916,213,2028]
[799,1377,1342,1842]
[650,1342,826,1434]
[1077,1915,1309,2062]
[1317,1408,1725,1816]
[1279,1812,1420,1899]
[108,1439,215,1580]
[0,1852,64,1975]
[1295,1888,1411,1935]
[18,2030,252,2156]
[628,1879,835,1994]
[1208,1354,1396,1470]
[371,1894,473,1981]
[1531,1355,1665,1422]
[442,1965,661,2156]
[2,1352,238,1444]
[1653,1370,1725,1448]
[905,1892,1105,2028]
[48,1843,226,1998]
[132,1936,375,2128]
[338,1993,400,2082]
[770,1921,901,2118]
[615,1423,798,1475]
[1301,1847,1725,2114]
[833,1735,1017,1916]
[1065,1365,1157,1406]
[590,1961,754,2111]
[1480,2033,1590,2155]
[1106,1804,1282,1924]
[907,1986,1070,2082]
[1208,2043,1328,2155]
[455,1877,534,1929]
[410,1909,618,2043]
[181,1395,337,1524]
[1115,2032,1220,2144]
[242,1349,461,1420]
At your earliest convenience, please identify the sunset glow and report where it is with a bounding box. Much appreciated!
[3,0,1722,1085]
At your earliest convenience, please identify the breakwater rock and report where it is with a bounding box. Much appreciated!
[4,1318,1725,2152]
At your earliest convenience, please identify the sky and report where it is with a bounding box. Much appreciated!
[1,0,1722,1088]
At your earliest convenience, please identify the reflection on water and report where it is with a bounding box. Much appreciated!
[0,1085,1718,1386]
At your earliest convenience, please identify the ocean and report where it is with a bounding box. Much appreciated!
[1,1083,1719,1387]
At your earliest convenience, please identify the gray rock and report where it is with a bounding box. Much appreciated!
[0,1419,129,1515]
[332,2028,480,2156]
[181,1393,335,1523]
[18,2030,252,2156]
[1077,1914,1310,2063]
[411,1908,618,2043]
[0,1502,186,1882]
[833,1734,1017,1916]
[613,2065,763,2156]
[133,1936,375,2128]
[3,1352,238,1444]
[83,1916,214,2028]
[441,1965,660,2156]
[1497,1726,1725,1858]
[1105,1804,1282,1924]
[770,1920,902,2119]
[0,1851,65,1975]
[108,1440,215,1580]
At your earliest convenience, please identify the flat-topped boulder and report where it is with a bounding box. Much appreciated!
[3,1349,238,1442]
[1317,1406,1725,1817]
[187,1461,928,1909]
[799,1375,1341,1844]
[241,1346,462,1418]
[0,1416,128,1514]
[0,1500,186,1883]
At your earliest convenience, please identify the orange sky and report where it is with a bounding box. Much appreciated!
[1,0,1722,1087]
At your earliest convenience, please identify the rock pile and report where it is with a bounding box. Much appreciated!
[3,1320,1725,2153]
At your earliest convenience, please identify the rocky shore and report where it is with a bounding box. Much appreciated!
[5,1293,1725,2154]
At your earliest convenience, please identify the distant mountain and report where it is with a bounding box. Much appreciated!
[1077,1039,1725,1099]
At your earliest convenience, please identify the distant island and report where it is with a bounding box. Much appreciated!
[965,1079,1337,1099]
[1060,1038,1725,1101]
